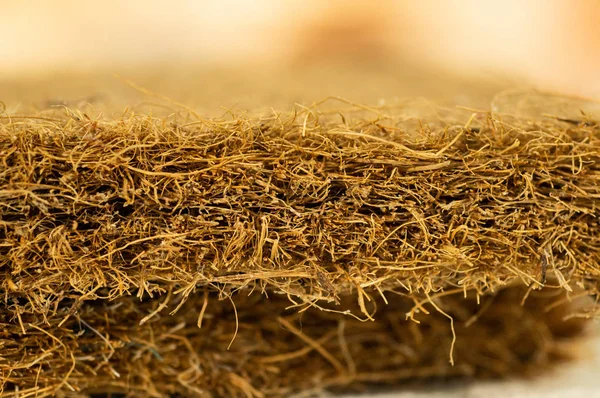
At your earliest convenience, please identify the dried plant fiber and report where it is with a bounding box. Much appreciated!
[0,96,599,397]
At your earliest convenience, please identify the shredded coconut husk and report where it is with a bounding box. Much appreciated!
[1,94,599,397]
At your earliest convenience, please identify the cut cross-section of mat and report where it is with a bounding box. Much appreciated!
[0,102,598,397]
[1,106,598,314]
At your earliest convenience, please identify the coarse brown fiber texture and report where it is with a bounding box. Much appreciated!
[0,99,599,397]
[0,287,589,398]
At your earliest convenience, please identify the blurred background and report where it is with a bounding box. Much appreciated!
[1,0,599,113]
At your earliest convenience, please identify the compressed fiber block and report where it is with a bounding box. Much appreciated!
[0,104,598,397]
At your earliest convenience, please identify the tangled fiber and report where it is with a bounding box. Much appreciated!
[0,99,599,397]
[0,287,589,397]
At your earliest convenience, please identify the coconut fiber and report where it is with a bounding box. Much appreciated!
[0,100,599,397]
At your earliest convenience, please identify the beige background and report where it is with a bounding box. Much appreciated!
[1,0,600,99]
